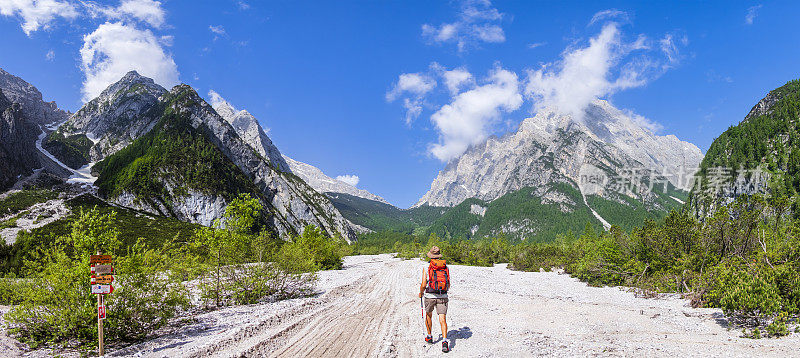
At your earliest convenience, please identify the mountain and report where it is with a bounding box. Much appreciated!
[46,71,167,169]
[211,99,290,172]
[412,100,702,239]
[0,89,42,191]
[0,68,69,126]
[45,71,355,241]
[283,156,390,204]
[326,192,444,234]
[690,79,800,216]
[208,96,389,205]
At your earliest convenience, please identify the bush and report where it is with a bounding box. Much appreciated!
[3,208,190,348]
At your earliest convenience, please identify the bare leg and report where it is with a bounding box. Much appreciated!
[439,314,448,340]
[425,312,433,335]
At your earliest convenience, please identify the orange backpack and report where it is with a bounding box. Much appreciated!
[426,259,450,294]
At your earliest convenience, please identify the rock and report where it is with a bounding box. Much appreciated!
[0,67,70,126]
[414,100,703,209]
[282,156,389,204]
[0,89,42,191]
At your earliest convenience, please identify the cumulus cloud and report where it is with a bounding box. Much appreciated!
[524,21,677,122]
[45,49,55,61]
[422,0,505,52]
[429,66,522,162]
[442,67,474,95]
[386,72,436,124]
[745,4,762,25]
[336,175,359,187]
[80,22,179,101]
[0,0,79,35]
[84,0,166,28]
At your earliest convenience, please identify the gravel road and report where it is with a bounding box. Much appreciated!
[7,254,800,357]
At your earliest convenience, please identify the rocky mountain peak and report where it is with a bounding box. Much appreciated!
[209,94,290,171]
[57,72,169,164]
[416,100,703,208]
[94,70,167,103]
[282,155,390,205]
[0,67,70,125]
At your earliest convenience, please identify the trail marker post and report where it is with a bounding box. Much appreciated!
[91,252,113,357]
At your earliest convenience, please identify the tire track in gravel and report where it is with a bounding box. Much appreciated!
[263,260,405,357]
[181,258,417,358]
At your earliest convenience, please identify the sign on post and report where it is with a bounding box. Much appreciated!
[91,253,113,357]
[91,284,113,294]
[94,265,113,275]
[91,275,114,285]
[90,255,112,264]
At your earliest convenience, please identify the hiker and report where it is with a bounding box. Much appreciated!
[419,246,451,353]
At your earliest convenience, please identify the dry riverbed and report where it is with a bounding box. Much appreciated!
[3,254,800,357]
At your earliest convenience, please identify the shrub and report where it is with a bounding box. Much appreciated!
[3,208,189,348]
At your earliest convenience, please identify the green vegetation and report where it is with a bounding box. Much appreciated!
[338,183,683,243]
[0,194,201,275]
[513,196,800,336]
[93,89,264,217]
[0,194,348,351]
[0,189,57,216]
[694,79,800,214]
[43,131,92,169]
[327,192,444,233]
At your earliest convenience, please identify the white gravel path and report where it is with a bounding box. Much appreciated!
[4,254,800,357]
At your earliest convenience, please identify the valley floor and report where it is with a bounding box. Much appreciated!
[5,254,800,357]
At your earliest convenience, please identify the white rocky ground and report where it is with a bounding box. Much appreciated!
[3,254,799,357]
[0,197,70,244]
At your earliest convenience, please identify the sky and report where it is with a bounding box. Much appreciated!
[1,0,799,208]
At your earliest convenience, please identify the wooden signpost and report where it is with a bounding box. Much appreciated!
[91,253,113,357]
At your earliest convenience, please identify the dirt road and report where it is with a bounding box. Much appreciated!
[108,254,799,357]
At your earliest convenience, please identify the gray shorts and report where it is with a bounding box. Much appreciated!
[424,297,448,315]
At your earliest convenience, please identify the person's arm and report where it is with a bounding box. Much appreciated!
[419,267,427,298]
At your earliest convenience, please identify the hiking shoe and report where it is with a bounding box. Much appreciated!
[442,341,450,353]
[425,335,433,344]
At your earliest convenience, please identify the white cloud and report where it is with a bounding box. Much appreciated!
[525,22,675,122]
[386,72,436,124]
[209,24,226,35]
[422,0,505,52]
[659,34,681,65]
[336,175,359,187]
[0,0,79,35]
[442,67,473,95]
[429,66,522,162]
[745,4,762,25]
[118,0,164,28]
[527,41,546,49]
[589,9,629,26]
[207,89,231,109]
[80,22,179,101]
[45,49,55,61]
[237,1,249,10]
[85,0,166,28]
[623,109,663,133]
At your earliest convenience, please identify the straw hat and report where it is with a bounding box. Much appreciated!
[426,246,443,259]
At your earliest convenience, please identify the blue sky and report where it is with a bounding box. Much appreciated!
[1,0,799,208]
